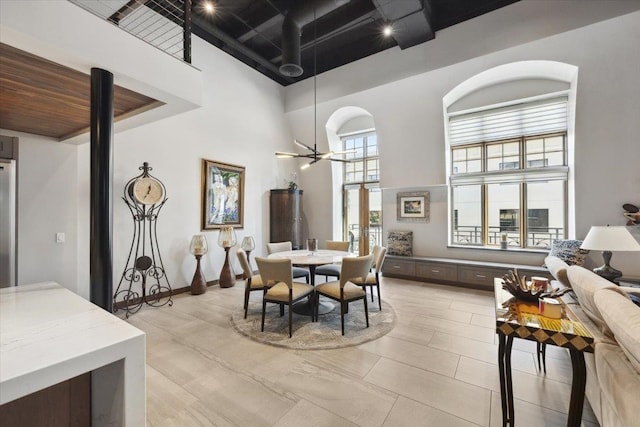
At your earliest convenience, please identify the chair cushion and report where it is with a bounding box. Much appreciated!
[292,266,310,279]
[351,272,377,285]
[547,239,589,266]
[316,281,365,299]
[249,274,264,289]
[265,282,313,302]
[315,264,341,276]
[567,266,628,338]
[594,288,640,374]
[544,255,570,287]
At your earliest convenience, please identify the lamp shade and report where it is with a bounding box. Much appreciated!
[189,234,208,256]
[218,226,237,248]
[241,236,255,251]
[581,226,640,251]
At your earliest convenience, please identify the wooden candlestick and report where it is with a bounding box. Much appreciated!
[190,254,207,295]
[219,246,236,288]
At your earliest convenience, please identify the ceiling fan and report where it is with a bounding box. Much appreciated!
[276,140,353,169]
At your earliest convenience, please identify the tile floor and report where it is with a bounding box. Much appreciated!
[126,276,599,427]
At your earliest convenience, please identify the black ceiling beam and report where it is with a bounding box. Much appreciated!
[108,0,149,24]
[192,14,294,85]
[372,0,435,49]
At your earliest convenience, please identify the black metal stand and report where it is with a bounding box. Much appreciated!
[114,163,173,318]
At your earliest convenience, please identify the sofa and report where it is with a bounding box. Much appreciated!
[545,256,640,427]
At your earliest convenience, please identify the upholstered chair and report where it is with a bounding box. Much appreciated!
[351,245,387,310]
[315,254,373,335]
[266,241,310,283]
[315,240,351,282]
[237,248,268,319]
[256,257,315,337]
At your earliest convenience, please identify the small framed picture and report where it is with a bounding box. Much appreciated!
[397,191,430,222]
[202,159,245,230]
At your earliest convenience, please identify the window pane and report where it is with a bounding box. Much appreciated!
[367,135,378,156]
[545,136,564,151]
[526,180,565,248]
[467,159,482,173]
[467,146,481,160]
[527,139,543,154]
[366,159,379,181]
[453,161,466,174]
[487,183,520,246]
[487,141,520,171]
[525,135,565,167]
[354,138,364,158]
[452,185,482,245]
[503,142,519,156]
[453,148,467,161]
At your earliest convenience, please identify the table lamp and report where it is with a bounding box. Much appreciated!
[218,226,237,288]
[189,234,208,295]
[581,225,640,282]
[241,236,255,263]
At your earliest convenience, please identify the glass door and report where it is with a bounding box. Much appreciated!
[344,184,381,255]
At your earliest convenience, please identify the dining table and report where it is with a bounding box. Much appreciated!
[267,249,353,315]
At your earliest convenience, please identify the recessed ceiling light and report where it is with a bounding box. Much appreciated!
[382,25,393,37]
[203,1,215,14]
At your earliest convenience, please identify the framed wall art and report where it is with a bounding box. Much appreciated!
[202,159,245,230]
[397,191,430,223]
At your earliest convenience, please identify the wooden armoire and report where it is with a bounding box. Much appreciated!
[269,189,303,249]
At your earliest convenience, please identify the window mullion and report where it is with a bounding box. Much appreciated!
[521,182,527,248]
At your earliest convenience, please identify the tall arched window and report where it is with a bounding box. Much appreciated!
[443,61,578,250]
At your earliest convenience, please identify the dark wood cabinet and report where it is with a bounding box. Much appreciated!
[270,189,303,249]
[382,255,552,290]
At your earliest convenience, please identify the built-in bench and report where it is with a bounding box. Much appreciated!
[381,255,551,290]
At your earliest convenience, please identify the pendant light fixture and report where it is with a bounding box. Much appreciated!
[275,6,353,169]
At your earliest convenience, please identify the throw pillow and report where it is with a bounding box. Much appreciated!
[547,239,589,266]
[387,231,413,256]
[629,293,640,307]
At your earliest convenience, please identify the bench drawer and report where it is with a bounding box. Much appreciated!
[416,261,457,282]
[382,258,416,277]
[458,266,506,288]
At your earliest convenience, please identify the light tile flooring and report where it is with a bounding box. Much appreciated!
[126,276,599,427]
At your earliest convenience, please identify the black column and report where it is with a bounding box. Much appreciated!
[90,68,114,312]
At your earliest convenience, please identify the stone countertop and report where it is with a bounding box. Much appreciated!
[1,282,146,425]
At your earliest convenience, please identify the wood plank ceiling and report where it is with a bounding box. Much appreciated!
[0,42,163,140]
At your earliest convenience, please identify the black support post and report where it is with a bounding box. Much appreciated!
[90,68,114,312]
[183,0,192,63]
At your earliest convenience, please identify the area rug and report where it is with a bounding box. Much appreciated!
[230,299,396,350]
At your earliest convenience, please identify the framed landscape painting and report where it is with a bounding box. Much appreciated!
[397,191,430,223]
[202,159,245,230]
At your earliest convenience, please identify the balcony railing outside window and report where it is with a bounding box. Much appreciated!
[453,226,564,249]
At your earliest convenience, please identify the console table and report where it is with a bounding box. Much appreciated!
[494,279,594,426]
[381,255,552,289]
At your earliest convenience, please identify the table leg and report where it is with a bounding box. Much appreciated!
[292,265,334,316]
[498,333,515,427]
[567,350,586,427]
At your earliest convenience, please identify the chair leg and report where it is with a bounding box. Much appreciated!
[244,288,251,319]
[261,300,267,332]
[280,304,285,317]
[340,301,345,336]
[377,283,381,310]
[371,286,374,302]
[288,304,293,338]
[363,296,369,328]
[306,274,309,284]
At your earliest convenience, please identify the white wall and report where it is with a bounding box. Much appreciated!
[286,9,640,275]
[0,130,80,293]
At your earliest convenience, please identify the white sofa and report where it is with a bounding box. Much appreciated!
[547,261,640,427]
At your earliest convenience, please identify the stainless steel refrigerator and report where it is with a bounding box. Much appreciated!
[0,158,16,287]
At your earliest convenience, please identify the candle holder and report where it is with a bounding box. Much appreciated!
[218,226,237,288]
[241,236,256,266]
[189,234,208,295]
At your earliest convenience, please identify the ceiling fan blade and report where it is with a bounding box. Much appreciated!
[327,157,351,163]
[332,149,356,155]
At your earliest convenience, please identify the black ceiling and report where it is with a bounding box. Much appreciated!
[191,0,519,86]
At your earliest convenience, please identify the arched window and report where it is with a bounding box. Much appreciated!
[443,61,578,250]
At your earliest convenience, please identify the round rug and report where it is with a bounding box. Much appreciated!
[230,299,396,350]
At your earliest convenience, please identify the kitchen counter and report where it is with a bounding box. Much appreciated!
[0,282,146,426]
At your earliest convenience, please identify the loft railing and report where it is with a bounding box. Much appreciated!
[69,0,192,63]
